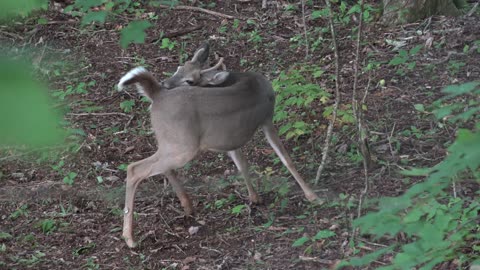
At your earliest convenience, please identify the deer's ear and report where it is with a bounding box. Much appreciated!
[191,42,210,64]
[207,72,229,86]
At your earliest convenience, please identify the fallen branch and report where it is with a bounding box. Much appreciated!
[467,1,479,16]
[67,112,130,117]
[158,4,235,20]
[315,0,341,184]
[299,256,334,264]
[163,24,204,39]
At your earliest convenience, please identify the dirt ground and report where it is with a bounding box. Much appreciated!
[1,1,479,269]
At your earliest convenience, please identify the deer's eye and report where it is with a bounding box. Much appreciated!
[185,80,194,85]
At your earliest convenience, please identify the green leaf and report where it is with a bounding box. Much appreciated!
[118,164,128,171]
[96,176,104,184]
[292,236,310,247]
[37,17,48,24]
[389,56,407,66]
[400,167,431,176]
[414,104,425,112]
[442,82,479,96]
[81,11,107,26]
[231,204,246,215]
[63,172,77,185]
[404,208,424,223]
[347,4,361,15]
[71,0,102,12]
[0,0,46,18]
[349,247,393,266]
[0,232,12,240]
[409,45,423,55]
[120,20,152,48]
[0,59,65,147]
[312,230,335,240]
[312,69,325,78]
[120,100,135,113]
[311,9,329,19]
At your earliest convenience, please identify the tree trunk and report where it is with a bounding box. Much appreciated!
[382,0,464,25]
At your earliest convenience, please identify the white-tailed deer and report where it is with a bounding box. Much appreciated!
[118,53,319,249]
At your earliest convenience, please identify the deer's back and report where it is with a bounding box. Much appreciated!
[151,72,275,151]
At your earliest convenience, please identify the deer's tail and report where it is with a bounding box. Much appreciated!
[118,67,160,101]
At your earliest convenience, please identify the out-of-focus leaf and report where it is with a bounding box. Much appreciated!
[0,0,47,19]
[0,59,65,146]
[81,11,107,25]
[120,20,152,48]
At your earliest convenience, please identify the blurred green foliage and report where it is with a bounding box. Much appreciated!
[0,0,64,147]
[0,59,65,146]
[0,0,47,19]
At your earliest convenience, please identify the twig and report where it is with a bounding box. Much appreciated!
[298,256,334,264]
[352,0,370,222]
[199,242,222,254]
[301,0,309,58]
[157,4,235,20]
[163,24,204,39]
[315,0,341,184]
[262,0,267,9]
[0,30,24,40]
[467,1,479,16]
[66,112,130,117]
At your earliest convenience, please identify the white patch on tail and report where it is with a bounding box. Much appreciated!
[117,67,148,95]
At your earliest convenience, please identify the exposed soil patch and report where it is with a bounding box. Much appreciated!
[1,1,479,269]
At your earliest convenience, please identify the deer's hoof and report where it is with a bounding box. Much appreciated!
[249,193,263,204]
[305,192,321,203]
[123,235,137,248]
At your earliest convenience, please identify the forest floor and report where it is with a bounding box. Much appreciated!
[0,1,479,269]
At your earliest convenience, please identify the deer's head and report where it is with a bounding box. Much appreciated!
[162,42,228,89]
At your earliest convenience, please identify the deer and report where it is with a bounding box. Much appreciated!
[117,44,319,248]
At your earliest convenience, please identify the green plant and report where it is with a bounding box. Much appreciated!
[248,30,262,44]
[474,40,480,53]
[400,126,424,139]
[388,45,423,76]
[447,60,466,76]
[84,257,100,270]
[323,103,356,124]
[58,203,74,217]
[37,219,56,234]
[10,204,29,220]
[120,20,152,48]
[292,229,336,254]
[160,37,177,51]
[345,82,480,269]
[74,242,96,257]
[231,204,246,215]
[272,66,330,140]
[15,251,45,267]
[0,232,12,240]
[63,171,77,185]
[0,59,64,147]
[52,81,95,100]
[120,99,135,113]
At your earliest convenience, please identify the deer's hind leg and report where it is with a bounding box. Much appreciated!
[262,121,319,202]
[228,149,261,204]
[122,149,197,248]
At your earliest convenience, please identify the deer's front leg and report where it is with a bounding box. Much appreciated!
[122,155,157,248]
